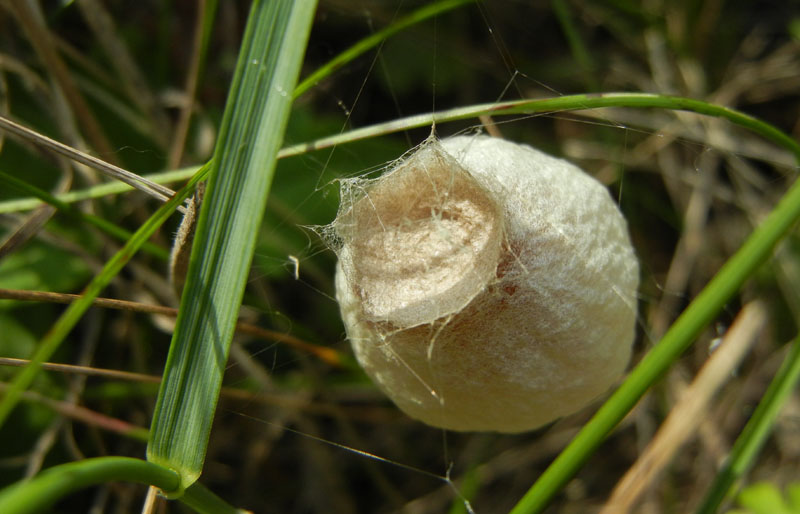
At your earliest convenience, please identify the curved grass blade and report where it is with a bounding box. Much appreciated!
[280,93,800,159]
[0,457,179,514]
[146,0,317,492]
[0,455,239,514]
[0,165,209,428]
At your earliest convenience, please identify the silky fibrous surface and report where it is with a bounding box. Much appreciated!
[330,134,640,432]
[330,141,504,328]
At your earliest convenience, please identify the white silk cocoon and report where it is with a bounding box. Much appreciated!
[331,134,639,432]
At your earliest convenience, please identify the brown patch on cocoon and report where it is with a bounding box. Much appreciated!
[330,135,640,433]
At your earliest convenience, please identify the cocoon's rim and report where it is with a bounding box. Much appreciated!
[329,134,640,433]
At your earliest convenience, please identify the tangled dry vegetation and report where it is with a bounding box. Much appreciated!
[0,1,798,513]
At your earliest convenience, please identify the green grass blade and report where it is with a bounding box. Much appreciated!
[280,93,800,160]
[508,128,800,512]
[0,457,180,514]
[293,0,472,98]
[0,165,209,428]
[146,0,317,492]
[0,169,169,260]
[0,456,241,514]
[696,336,800,514]
[0,167,199,214]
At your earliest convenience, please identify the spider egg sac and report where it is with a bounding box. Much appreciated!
[329,134,639,433]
